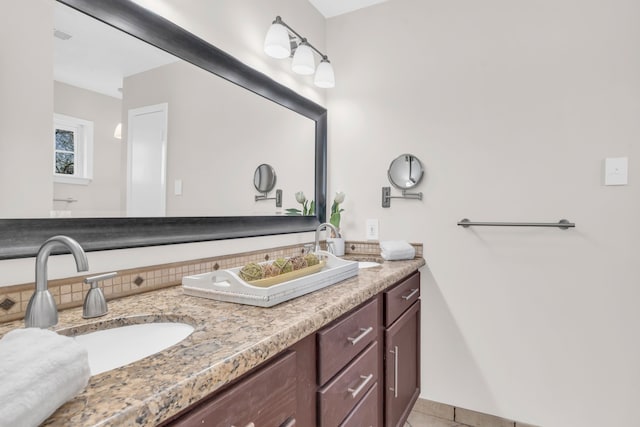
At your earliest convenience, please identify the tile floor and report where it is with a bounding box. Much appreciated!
[405,410,469,427]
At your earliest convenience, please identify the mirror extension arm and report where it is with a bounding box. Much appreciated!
[255,189,283,207]
[381,187,423,208]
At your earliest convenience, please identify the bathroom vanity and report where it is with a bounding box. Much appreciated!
[0,257,424,426]
[164,271,420,427]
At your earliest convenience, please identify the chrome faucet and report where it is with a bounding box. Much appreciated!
[25,235,89,328]
[314,222,340,253]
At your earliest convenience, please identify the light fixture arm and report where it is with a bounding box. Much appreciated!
[273,16,330,61]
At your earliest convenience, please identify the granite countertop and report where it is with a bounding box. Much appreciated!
[0,257,425,426]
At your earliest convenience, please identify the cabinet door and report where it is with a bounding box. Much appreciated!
[384,300,420,427]
[168,351,297,427]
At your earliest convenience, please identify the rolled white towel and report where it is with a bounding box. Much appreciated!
[380,240,416,261]
[0,328,90,427]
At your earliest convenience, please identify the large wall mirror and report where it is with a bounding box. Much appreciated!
[0,0,327,259]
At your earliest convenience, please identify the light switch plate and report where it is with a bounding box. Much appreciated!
[366,219,379,240]
[605,157,628,186]
[174,179,183,195]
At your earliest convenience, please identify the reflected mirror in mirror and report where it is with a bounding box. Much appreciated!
[254,164,277,193]
[7,1,316,219]
[387,154,424,190]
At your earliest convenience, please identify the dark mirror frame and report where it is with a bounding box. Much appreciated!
[0,0,327,260]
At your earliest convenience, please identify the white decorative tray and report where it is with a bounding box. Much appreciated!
[182,251,359,307]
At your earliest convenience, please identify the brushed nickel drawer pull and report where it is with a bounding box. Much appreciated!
[401,288,419,301]
[347,373,374,398]
[347,326,373,345]
[389,345,399,398]
[279,417,296,427]
[231,424,254,427]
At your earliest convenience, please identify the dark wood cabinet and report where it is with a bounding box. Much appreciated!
[384,272,420,327]
[317,297,380,427]
[339,382,379,427]
[167,351,298,427]
[317,297,378,385]
[318,341,378,427]
[384,299,420,427]
[164,270,421,427]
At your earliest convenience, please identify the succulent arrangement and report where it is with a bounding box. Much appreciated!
[239,253,320,282]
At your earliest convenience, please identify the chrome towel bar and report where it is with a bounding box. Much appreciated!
[457,218,575,230]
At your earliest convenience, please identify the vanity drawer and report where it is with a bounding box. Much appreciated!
[169,351,296,427]
[384,272,420,327]
[318,341,378,427]
[317,297,378,384]
[339,382,379,427]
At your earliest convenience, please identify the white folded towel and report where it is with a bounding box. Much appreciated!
[380,240,416,261]
[0,328,90,427]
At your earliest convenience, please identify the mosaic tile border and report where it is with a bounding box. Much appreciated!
[0,241,422,324]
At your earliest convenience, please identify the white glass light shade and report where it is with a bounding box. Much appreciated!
[264,23,291,59]
[113,123,122,139]
[291,43,315,75]
[314,60,335,88]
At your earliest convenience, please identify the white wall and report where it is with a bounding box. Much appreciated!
[0,0,53,218]
[123,62,315,216]
[326,0,640,426]
[0,0,326,286]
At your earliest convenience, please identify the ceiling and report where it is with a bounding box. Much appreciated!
[308,0,390,18]
[54,2,178,99]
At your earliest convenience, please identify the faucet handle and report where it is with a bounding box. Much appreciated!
[82,272,116,319]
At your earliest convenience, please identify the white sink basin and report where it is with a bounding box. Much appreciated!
[358,261,382,269]
[72,322,194,375]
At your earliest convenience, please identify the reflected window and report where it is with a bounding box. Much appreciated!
[53,113,93,185]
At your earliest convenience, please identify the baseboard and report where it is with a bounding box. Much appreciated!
[411,398,540,427]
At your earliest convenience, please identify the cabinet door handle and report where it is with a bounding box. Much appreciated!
[347,373,374,398]
[279,417,296,427]
[401,288,419,301]
[389,345,399,398]
[231,424,255,427]
[347,326,373,345]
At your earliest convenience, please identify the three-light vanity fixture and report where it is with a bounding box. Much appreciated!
[264,16,335,88]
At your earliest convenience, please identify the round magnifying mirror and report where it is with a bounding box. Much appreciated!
[254,164,277,193]
[387,154,424,189]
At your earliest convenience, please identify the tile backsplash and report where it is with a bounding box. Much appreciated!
[0,241,422,324]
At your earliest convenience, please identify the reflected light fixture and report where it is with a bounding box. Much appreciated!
[113,123,122,139]
[264,16,335,88]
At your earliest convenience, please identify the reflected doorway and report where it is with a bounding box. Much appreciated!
[126,103,168,217]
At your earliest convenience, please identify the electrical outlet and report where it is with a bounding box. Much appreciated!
[366,219,379,240]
